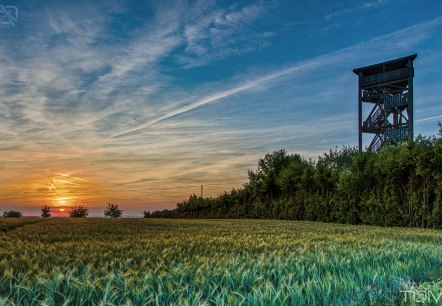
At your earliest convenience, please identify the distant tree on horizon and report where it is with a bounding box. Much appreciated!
[41,205,51,218]
[3,211,22,218]
[69,205,89,218]
[143,211,151,218]
[104,203,123,218]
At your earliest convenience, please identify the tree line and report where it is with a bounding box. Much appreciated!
[2,203,123,218]
[149,124,442,228]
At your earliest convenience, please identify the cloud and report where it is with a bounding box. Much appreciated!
[362,0,390,9]
[325,0,393,20]
[1,0,442,213]
[176,2,275,68]
[110,59,322,138]
[111,17,442,139]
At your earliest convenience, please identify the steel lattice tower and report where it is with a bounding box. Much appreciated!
[353,54,416,152]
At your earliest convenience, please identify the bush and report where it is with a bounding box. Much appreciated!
[143,211,151,218]
[104,203,123,218]
[3,211,22,218]
[69,205,89,218]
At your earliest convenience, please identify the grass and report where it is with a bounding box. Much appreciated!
[0,218,47,232]
[0,218,441,305]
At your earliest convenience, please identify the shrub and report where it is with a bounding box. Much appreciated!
[41,205,51,218]
[2,211,22,218]
[69,205,89,218]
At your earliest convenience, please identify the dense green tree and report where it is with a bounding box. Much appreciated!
[148,124,442,229]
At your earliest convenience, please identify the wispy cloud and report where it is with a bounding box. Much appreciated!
[325,0,393,20]
[112,17,442,139]
[111,59,321,138]
[1,0,441,214]
[176,2,275,67]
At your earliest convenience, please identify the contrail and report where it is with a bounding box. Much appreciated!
[110,17,442,139]
[110,60,321,138]
[56,173,89,182]
[54,179,78,185]
[415,115,442,123]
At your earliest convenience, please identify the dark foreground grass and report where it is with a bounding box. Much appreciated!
[0,218,47,232]
[0,218,441,305]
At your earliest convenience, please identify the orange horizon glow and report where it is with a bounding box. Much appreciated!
[0,166,248,215]
[52,206,69,217]
[0,133,252,216]
[2,1,442,217]
[0,171,117,209]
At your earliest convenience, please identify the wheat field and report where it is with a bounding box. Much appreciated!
[0,218,441,305]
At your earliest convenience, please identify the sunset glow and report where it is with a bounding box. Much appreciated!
[57,198,71,206]
[1,1,442,216]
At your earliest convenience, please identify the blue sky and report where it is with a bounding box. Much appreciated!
[1,0,442,216]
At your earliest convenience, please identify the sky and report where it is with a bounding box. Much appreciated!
[1,0,442,216]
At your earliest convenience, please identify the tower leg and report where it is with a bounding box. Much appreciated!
[358,75,362,152]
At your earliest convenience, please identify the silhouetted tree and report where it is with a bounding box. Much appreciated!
[104,203,123,218]
[143,210,151,218]
[3,211,22,218]
[149,209,175,218]
[69,205,89,218]
[41,205,51,218]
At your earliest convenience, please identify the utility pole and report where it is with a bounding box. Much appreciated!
[201,185,203,198]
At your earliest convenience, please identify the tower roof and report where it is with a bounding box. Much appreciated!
[353,54,417,76]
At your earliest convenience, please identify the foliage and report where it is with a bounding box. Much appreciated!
[142,210,151,218]
[166,128,442,228]
[104,203,123,218]
[69,205,89,218]
[41,205,51,218]
[0,218,440,304]
[2,210,22,218]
